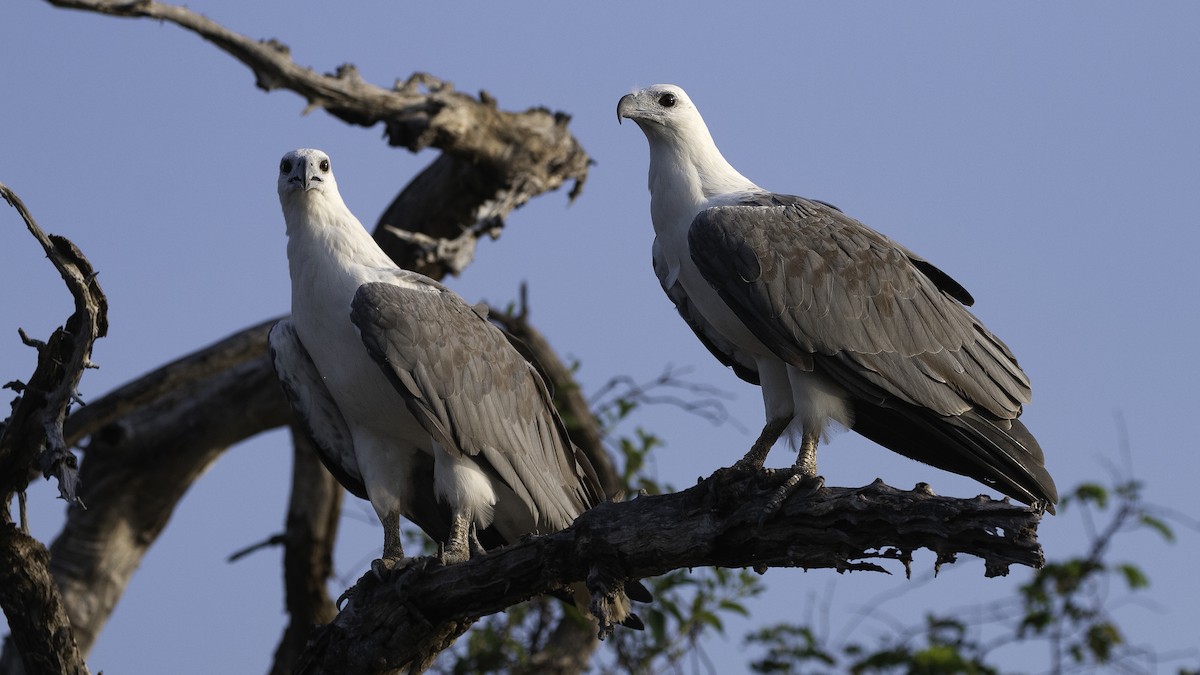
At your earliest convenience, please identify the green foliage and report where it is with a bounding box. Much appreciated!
[745,624,836,672]
[1014,478,1176,670]
[748,616,1000,675]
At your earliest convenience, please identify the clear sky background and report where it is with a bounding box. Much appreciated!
[3,2,1199,673]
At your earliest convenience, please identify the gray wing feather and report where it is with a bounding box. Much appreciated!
[268,319,368,499]
[653,239,761,385]
[350,280,603,532]
[689,195,1029,420]
[689,195,1057,508]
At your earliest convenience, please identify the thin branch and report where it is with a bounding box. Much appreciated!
[589,365,747,432]
[227,534,288,564]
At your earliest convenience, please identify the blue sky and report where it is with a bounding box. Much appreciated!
[4,2,1199,672]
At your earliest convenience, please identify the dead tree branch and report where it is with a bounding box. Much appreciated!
[269,429,343,675]
[0,183,103,675]
[45,0,591,279]
[295,472,1045,675]
[50,321,290,657]
[0,185,106,510]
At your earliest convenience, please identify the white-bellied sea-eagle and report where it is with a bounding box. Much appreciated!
[618,85,1057,514]
[268,148,621,574]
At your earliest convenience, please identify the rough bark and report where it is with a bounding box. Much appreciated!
[0,528,87,675]
[0,184,103,675]
[0,186,105,510]
[294,473,1045,675]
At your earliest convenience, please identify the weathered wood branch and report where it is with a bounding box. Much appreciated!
[0,527,87,675]
[295,472,1045,674]
[0,184,103,675]
[268,429,343,675]
[50,322,290,656]
[0,185,106,509]
[45,0,591,279]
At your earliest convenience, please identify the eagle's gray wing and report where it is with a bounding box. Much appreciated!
[653,238,761,385]
[268,319,367,499]
[689,194,1056,508]
[351,278,603,533]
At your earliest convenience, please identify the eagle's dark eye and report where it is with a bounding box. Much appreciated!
[658,93,677,108]
[280,159,292,174]
[319,159,330,172]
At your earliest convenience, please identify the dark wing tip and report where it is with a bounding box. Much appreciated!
[909,257,975,306]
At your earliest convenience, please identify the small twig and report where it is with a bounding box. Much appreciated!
[228,533,288,563]
[383,220,500,277]
[590,365,747,432]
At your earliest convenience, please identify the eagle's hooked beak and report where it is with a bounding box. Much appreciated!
[288,167,324,192]
[617,93,639,124]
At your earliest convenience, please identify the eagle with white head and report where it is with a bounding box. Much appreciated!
[269,148,608,566]
[618,85,1057,513]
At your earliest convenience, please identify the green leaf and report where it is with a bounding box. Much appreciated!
[1139,513,1176,542]
[1085,621,1123,662]
[1064,482,1108,509]
[1117,563,1150,590]
[718,598,750,617]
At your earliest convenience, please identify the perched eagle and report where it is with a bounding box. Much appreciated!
[269,148,616,569]
[619,85,1056,513]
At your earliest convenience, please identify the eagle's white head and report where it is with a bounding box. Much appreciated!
[277,148,358,239]
[618,84,759,224]
[616,84,710,141]
[277,148,341,200]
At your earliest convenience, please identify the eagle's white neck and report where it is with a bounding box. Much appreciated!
[641,114,760,235]
[280,190,398,322]
[282,191,393,272]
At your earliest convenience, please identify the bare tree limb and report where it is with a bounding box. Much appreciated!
[295,473,1046,675]
[49,322,290,657]
[0,183,102,675]
[0,527,88,675]
[44,0,591,280]
[0,185,106,509]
